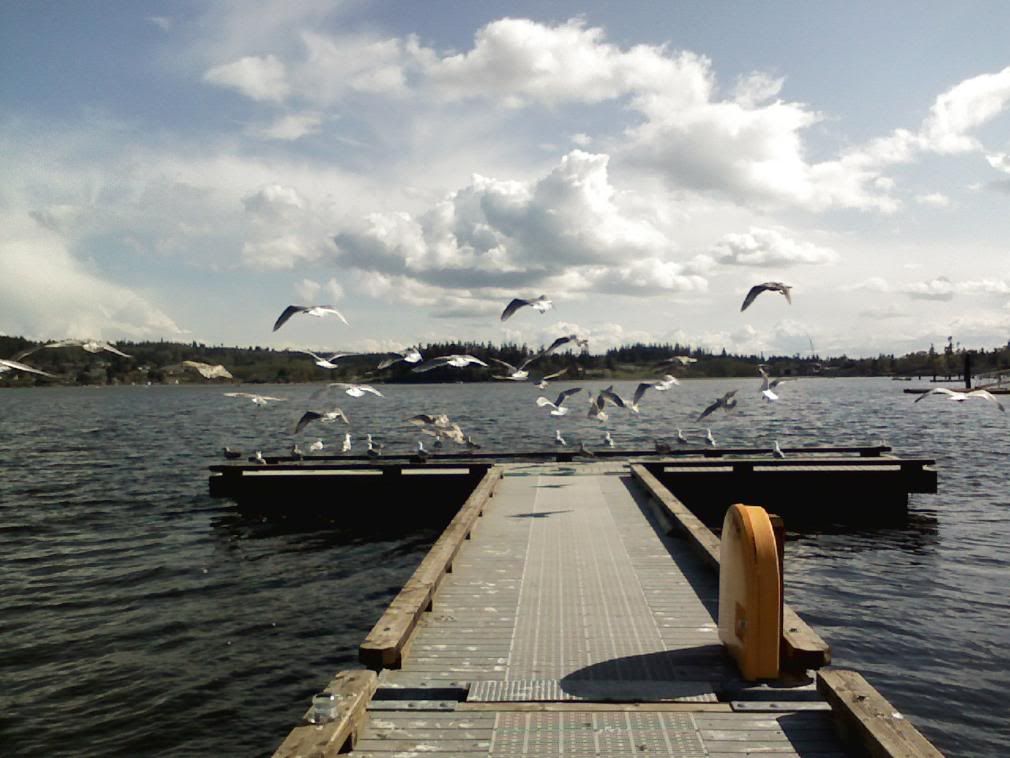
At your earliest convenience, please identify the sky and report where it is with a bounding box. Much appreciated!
[2,1,1010,358]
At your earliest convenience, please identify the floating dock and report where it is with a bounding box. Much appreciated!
[211,450,942,757]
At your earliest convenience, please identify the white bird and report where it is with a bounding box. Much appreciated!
[500,295,553,321]
[536,387,582,416]
[465,435,481,450]
[290,444,304,459]
[377,347,423,370]
[432,433,443,449]
[224,392,287,406]
[297,350,358,370]
[412,354,489,372]
[741,282,792,311]
[407,413,452,429]
[30,338,132,358]
[759,367,796,401]
[587,393,609,422]
[490,356,539,381]
[697,390,738,421]
[366,434,383,458]
[416,440,429,460]
[273,304,348,331]
[676,428,689,445]
[705,428,717,447]
[534,367,568,389]
[295,408,349,433]
[182,360,233,379]
[542,334,588,355]
[223,446,242,460]
[341,433,351,452]
[0,357,55,377]
[251,451,267,464]
[327,382,383,398]
[914,387,1006,412]
[599,385,633,411]
[631,375,679,412]
[657,355,697,368]
[773,441,786,458]
[555,429,567,446]
[309,439,325,452]
[603,431,614,448]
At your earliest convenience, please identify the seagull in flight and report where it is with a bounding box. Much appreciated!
[914,387,1006,412]
[377,347,423,370]
[537,387,582,416]
[542,334,588,355]
[295,408,350,433]
[759,367,796,401]
[412,354,488,372]
[224,392,287,406]
[182,360,233,379]
[308,439,325,452]
[22,338,132,358]
[697,390,738,421]
[534,367,568,389]
[500,295,553,321]
[297,350,359,369]
[631,375,679,411]
[741,282,792,312]
[326,382,383,398]
[490,356,540,381]
[586,392,609,422]
[656,355,697,368]
[273,304,348,331]
[0,358,55,377]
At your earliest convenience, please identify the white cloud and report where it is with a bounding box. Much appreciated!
[847,275,1010,301]
[252,112,323,141]
[915,192,951,207]
[919,66,1010,154]
[204,54,290,102]
[986,152,1010,174]
[0,220,184,340]
[712,227,838,267]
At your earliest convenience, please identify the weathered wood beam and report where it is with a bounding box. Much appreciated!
[273,669,377,757]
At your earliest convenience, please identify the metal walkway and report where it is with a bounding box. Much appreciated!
[347,463,845,756]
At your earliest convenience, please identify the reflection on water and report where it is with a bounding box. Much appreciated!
[2,379,1009,756]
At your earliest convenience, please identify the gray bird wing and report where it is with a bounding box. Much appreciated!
[273,305,305,331]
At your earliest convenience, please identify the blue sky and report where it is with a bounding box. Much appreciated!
[3,1,1010,357]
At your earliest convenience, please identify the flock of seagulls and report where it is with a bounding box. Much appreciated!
[4,280,1007,463]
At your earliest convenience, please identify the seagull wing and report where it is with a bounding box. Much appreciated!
[317,306,349,324]
[0,358,55,377]
[543,335,575,354]
[696,398,722,421]
[489,357,519,373]
[99,342,133,358]
[740,285,767,312]
[968,390,1005,411]
[411,356,452,373]
[500,297,531,321]
[600,386,626,408]
[554,387,582,405]
[359,385,384,397]
[632,382,653,406]
[295,411,323,434]
[273,305,305,331]
[541,367,568,381]
[536,396,559,410]
[914,387,957,403]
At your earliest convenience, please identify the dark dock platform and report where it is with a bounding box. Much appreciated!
[240,452,942,757]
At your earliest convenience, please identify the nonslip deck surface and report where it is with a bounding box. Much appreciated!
[349,463,846,756]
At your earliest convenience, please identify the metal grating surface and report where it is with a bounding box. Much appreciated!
[467,678,717,703]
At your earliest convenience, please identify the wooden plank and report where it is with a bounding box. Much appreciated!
[273,669,377,757]
[629,464,831,670]
[359,467,502,670]
[458,701,734,712]
[817,669,943,758]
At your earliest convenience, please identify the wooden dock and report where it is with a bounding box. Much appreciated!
[270,458,941,757]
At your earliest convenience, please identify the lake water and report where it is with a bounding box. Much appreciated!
[2,378,1008,756]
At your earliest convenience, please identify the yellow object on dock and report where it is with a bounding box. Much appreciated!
[718,503,782,680]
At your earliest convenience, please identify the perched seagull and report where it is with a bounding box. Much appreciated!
[251,451,267,464]
[290,443,304,460]
[377,347,423,370]
[465,435,481,450]
[555,429,567,447]
[741,282,792,312]
[412,354,489,372]
[308,439,325,452]
[295,408,349,434]
[297,350,359,370]
[327,382,383,398]
[576,441,595,457]
[366,434,382,458]
[341,433,351,452]
[490,356,539,381]
[759,367,796,401]
[676,428,689,445]
[432,433,444,449]
[182,360,233,379]
[224,392,287,406]
[222,446,242,460]
[914,387,1006,412]
[587,392,609,422]
[500,295,553,321]
[31,339,132,358]
[534,367,568,390]
[536,387,582,416]
[542,334,588,355]
[416,440,429,461]
[697,390,738,421]
[705,428,717,447]
[273,304,348,331]
[0,358,55,377]
[773,441,786,458]
[603,431,614,448]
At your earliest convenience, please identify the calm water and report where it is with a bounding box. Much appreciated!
[2,379,1008,756]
